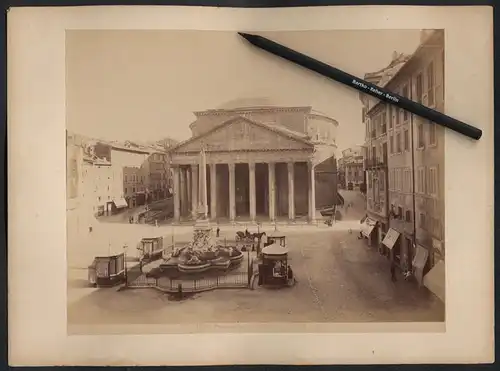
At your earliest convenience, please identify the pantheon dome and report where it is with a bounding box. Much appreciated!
[215,97,277,110]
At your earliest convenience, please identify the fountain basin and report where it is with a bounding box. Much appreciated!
[178,262,211,273]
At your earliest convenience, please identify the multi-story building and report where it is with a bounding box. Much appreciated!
[340,146,364,190]
[361,30,445,292]
[360,52,411,252]
[337,157,346,189]
[66,132,172,234]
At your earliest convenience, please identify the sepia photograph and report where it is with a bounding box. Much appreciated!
[8,5,494,365]
[66,29,446,332]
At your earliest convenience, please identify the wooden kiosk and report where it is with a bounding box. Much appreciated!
[265,233,286,248]
[138,237,164,262]
[88,253,126,287]
[257,243,295,287]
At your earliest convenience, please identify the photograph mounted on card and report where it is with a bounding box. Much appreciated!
[7,5,493,366]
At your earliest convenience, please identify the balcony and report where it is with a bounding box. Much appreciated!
[364,154,388,169]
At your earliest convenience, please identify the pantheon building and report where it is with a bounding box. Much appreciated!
[168,98,340,224]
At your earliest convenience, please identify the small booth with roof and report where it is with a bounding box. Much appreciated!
[88,252,126,287]
[265,233,286,248]
[138,236,164,262]
[257,243,295,287]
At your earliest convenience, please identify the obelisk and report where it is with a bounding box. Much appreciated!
[195,144,209,228]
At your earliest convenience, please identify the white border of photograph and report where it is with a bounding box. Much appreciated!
[8,5,494,365]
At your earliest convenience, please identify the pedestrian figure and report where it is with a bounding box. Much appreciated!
[216,227,220,237]
[155,219,158,227]
[390,261,397,282]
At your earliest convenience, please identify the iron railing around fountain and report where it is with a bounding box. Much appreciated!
[126,271,249,292]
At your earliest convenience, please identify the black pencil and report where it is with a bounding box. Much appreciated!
[238,32,482,141]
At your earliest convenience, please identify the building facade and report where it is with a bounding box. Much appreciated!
[360,52,410,252]
[361,30,445,294]
[337,157,345,189]
[66,132,172,234]
[340,146,364,190]
[168,99,339,224]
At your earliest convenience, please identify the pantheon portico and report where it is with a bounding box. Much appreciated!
[168,99,339,224]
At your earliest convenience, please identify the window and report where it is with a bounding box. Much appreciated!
[419,213,426,229]
[415,73,423,103]
[426,62,435,106]
[416,167,426,194]
[98,196,101,202]
[428,121,437,146]
[124,175,128,182]
[133,187,136,193]
[428,166,438,196]
[402,84,410,121]
[417,123,425,148]
[396,168,402,191]
[362,107,367,122]
[403,168,412,193]
[405,209,412,222]
[389,134,394,154]
[396,131,402,153]
[388,107,393,129]
[381,112,387,134]
[404,129,410,151]
[397,206,403,219]
[394,105,400,127]
[379,172,385,191]
[389,169,394,191]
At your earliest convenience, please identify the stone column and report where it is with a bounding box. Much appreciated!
[191,164,198,219]
[179,167,185,216]
[173,166,180,222]
[249,162,256,222]
[268,162,276,221]
[229,163,236,222]
[308,162,316,222]
[287,162,295,221]
[186,168,191,208]
[210,163,217,219]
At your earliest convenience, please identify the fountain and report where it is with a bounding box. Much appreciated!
[160,146,243,275]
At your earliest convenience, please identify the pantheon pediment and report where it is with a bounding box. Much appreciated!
[171,116,313,153]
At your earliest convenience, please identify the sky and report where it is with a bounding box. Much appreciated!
[66,29,421,154]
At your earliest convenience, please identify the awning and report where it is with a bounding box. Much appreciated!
[412,245,429,270]
[382,228,400,249]
[113,198,128,209]
[423,259,445,302]
[412,245,429,286]
[361,218,377,237]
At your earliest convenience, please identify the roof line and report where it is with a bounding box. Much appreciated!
[366,31,443,115]
[170,115,313,153]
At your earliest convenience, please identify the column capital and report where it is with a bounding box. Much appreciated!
[228,163,236,171]
[287,162,295,170]
[248,162,256,170]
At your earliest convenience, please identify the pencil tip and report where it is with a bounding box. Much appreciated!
[238,32,253,41]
